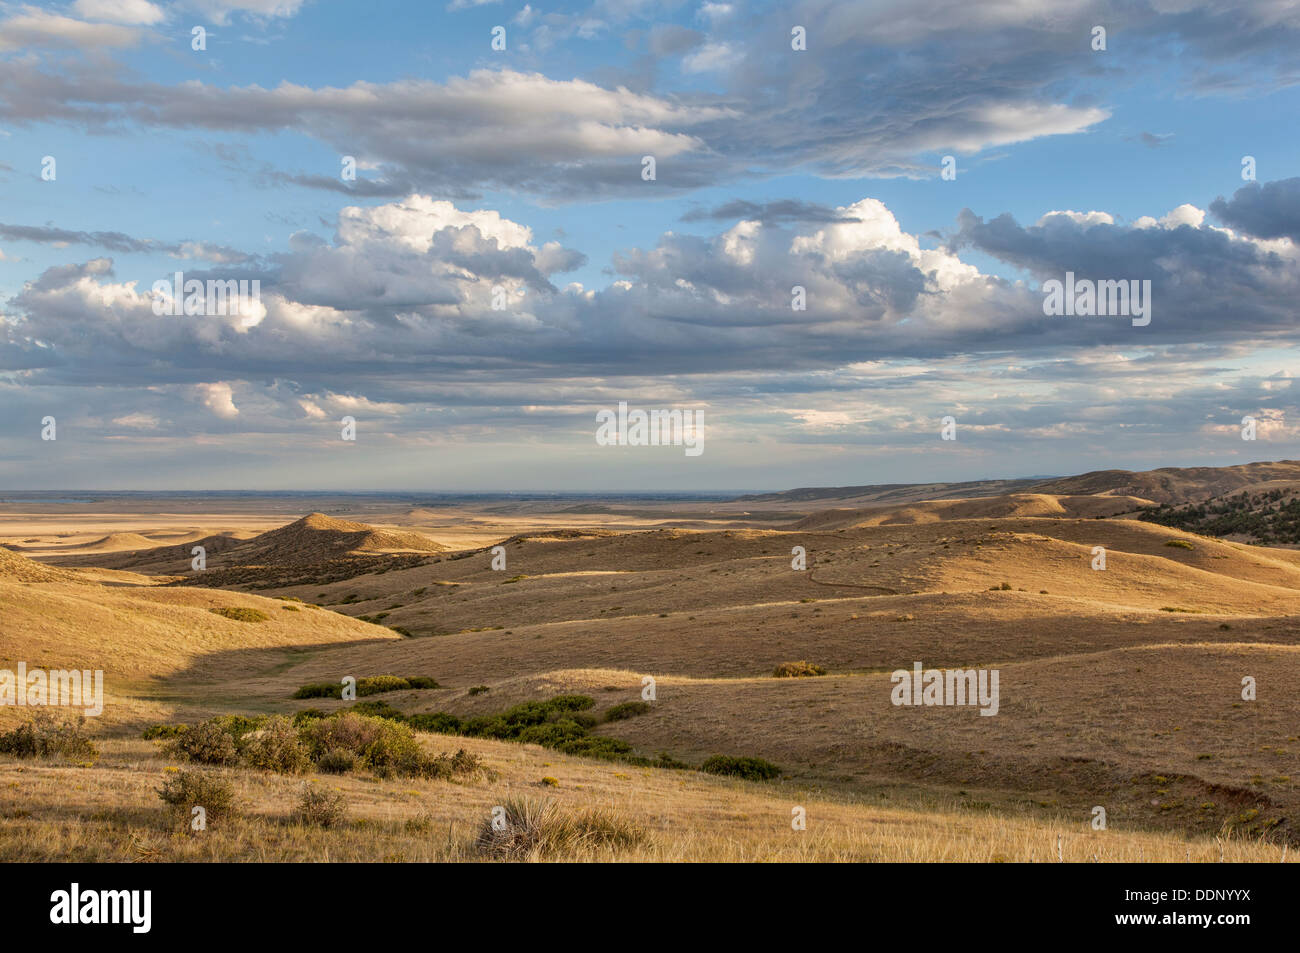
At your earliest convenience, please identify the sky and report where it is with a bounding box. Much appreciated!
[2,0,1300,492]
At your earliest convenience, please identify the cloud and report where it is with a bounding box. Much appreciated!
[681,199,864,225]
[1137,131,1174,148]
[1211,177,1300,244]
[3,183,1299,464]
[111,412,160,428]
[0,7,148,50]
[0,223,253,263]
[0,67,730,200]
[72,0,165,25]
[196,382,239,418]
[180,0,310,25]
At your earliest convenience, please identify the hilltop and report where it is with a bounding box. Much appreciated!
[0,544,77,583]
[742,460,1300,511]
[41,512,446,580]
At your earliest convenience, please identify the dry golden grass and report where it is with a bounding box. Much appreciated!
[0,736,1290,863]
[4,489,1300,860]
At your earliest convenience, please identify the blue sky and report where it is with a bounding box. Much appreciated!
[3,0,1300,491]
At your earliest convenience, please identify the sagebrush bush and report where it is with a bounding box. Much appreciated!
[291,675,439,700]
[316,747,356,774]
[0,712,97,761]
[360,721,431,778]
[142,723,187,740]
[301,712,386,761]
[357,675,411,695]
[208,607,270,623]
[771,660,826,678]
[413,694,661,766]
[603,701,651,721]
[699,754,782,781]
[300,711,457,778]
[474,797,646,859]
[241,715,312,774]
[167,715,261,765]
[156,769,236,829]
[350,699,406,720]
[293,784,348,828]
[406,712,463,734]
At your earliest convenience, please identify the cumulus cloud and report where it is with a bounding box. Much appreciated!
[1211,178,1300,244]
[196,382,239,418]
[10,184,1299,415]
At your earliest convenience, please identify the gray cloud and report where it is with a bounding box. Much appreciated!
[1210,177,1300,244]
[681,199,863,225]
[7,186,1300,406]
[0,222,253,263]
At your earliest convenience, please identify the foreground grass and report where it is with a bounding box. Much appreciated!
[0,737,1290,862]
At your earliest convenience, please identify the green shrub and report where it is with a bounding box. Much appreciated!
[293,784,348,827]
[168,715,262,765]
[208,607,270,623]
[603,701,651,721]
[242,715,312,774]
[156,770,236,829]
[0,712,97,761]
[771,660,826,678]
[517,719,589,748]
[302,712,387,761]
[300,711,449,778]
[316,747,357,774]
[360,722,430,778]
[291,675,439,700]
[350,700,405,720]
[357,675,412,695]
[142,723,188,740]
[168,720,238,765]
[406,712,463,734]
[293,709,328,725]
[467,685,490,696]
[1165,539,1195,550]
[699,755,782,781]
[432,748,482,779]
[554,735,635,759]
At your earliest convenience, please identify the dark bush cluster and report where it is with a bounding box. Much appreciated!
[399,695,684,769]
[291,674,439,700]
[0,712,97,761]
[156,769,236,830]
[603,700,652,720]
[699,755,782,781]
[153,711,482,780]
[1140,489,1300,544]
[771,660,826,678]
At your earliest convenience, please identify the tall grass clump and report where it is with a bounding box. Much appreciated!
[474,797,646,859]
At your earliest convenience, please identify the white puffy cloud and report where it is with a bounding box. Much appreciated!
[196,382,239,418]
